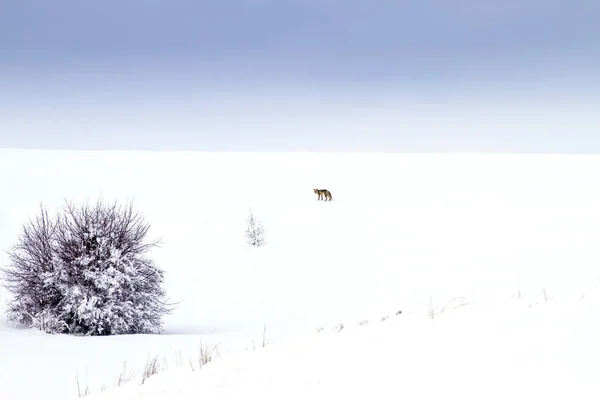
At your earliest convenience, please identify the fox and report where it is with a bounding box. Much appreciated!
[313,188,332,201]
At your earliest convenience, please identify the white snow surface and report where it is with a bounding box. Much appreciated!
[1,150,600,399]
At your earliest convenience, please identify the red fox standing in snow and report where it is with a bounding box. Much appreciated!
[313,188,332,201]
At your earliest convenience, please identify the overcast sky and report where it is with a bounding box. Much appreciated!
[1,0,599,152]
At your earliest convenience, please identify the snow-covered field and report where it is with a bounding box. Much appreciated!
[1,149,600,399]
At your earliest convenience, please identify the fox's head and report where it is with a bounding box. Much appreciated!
[313,188,318,193]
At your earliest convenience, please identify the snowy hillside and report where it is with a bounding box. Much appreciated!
[1,150,600,399]
[85,300,600,400]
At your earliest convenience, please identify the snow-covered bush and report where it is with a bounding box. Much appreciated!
[1,199,171,335]
[245,208,265,247]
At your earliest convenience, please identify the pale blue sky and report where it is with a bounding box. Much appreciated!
[0,0,599,152]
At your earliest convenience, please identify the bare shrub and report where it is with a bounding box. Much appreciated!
[2,198,172,335]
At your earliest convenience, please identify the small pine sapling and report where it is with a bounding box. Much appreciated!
[245,208,265,247]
